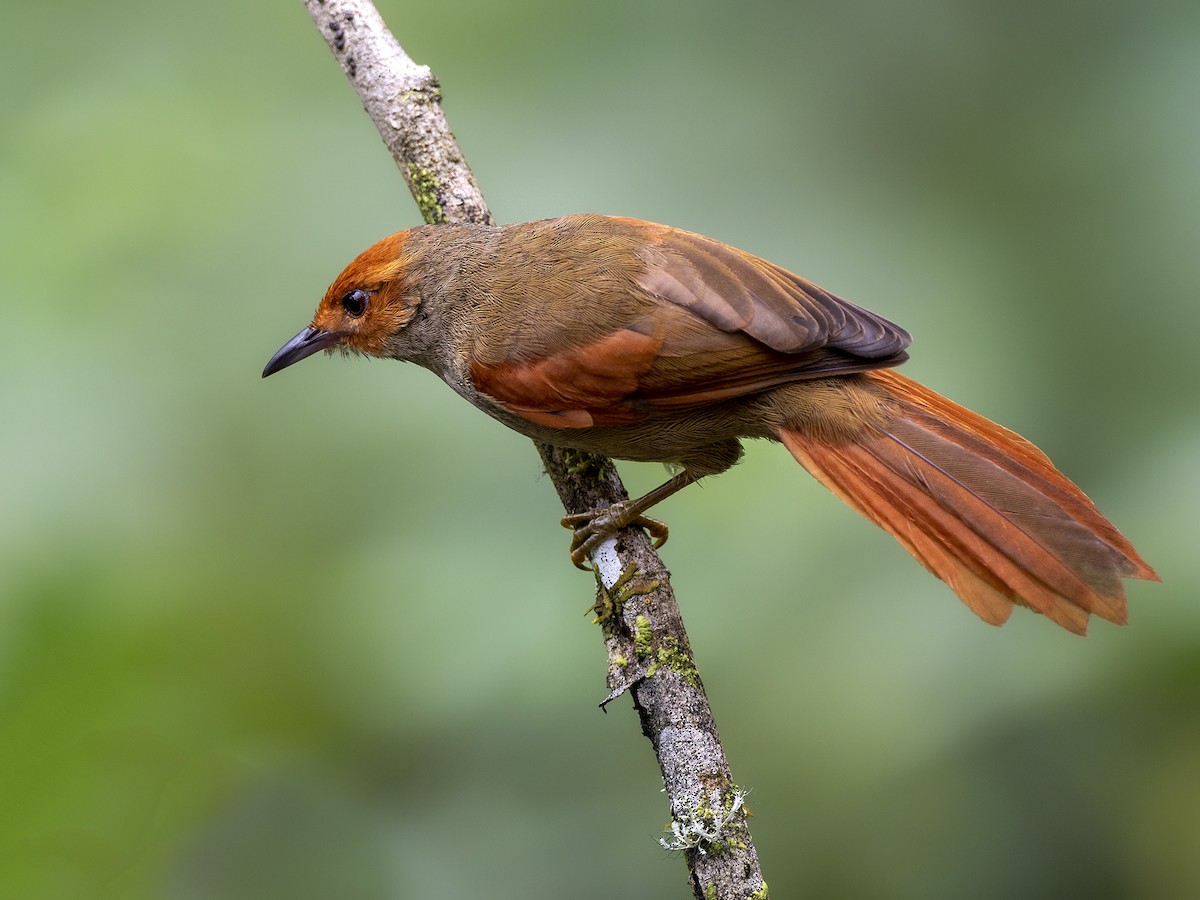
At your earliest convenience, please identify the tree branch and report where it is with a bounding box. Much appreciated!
[301,2,767,896]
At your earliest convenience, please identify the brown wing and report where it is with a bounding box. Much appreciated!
[469,215,911,429]
[635,221,910,359]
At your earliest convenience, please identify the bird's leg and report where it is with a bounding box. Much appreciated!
[561,471,699,569]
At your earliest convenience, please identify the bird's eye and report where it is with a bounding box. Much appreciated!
[341,289,369,318]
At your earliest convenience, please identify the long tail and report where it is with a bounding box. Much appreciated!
[778,371,1158,634]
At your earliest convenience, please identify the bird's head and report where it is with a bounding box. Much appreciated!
[262,231,421,377]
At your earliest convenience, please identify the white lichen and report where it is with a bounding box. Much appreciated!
[658,788,748,855]
[592,535,624,589]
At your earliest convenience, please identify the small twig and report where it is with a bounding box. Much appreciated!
[301,3,767,896]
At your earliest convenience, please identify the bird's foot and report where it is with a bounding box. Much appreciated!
[561,503,670,569]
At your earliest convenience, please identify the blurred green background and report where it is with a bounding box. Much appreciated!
[2,0,1196,897]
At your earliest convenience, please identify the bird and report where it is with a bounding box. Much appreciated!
[263,214,1157,634]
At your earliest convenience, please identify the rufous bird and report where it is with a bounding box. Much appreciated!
[264,214,1157,634]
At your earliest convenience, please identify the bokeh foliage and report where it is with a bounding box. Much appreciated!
[1,1,1197,897]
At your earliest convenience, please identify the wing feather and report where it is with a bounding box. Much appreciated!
[467,215,911,428]
[637,225,910,358]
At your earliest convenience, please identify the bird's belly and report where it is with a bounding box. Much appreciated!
[473,394,762,475]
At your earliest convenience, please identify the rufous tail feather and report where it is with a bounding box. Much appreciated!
[779,371,1158,634]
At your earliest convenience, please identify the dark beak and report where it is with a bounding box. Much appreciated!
[262,327,340,378]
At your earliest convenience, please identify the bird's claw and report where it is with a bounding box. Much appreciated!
[561,503,670,569]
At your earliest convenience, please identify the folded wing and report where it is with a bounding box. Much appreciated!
[469,215,911,428]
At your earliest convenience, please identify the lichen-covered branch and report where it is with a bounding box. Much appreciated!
[302,2,767,896]
[304,0,488,226]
